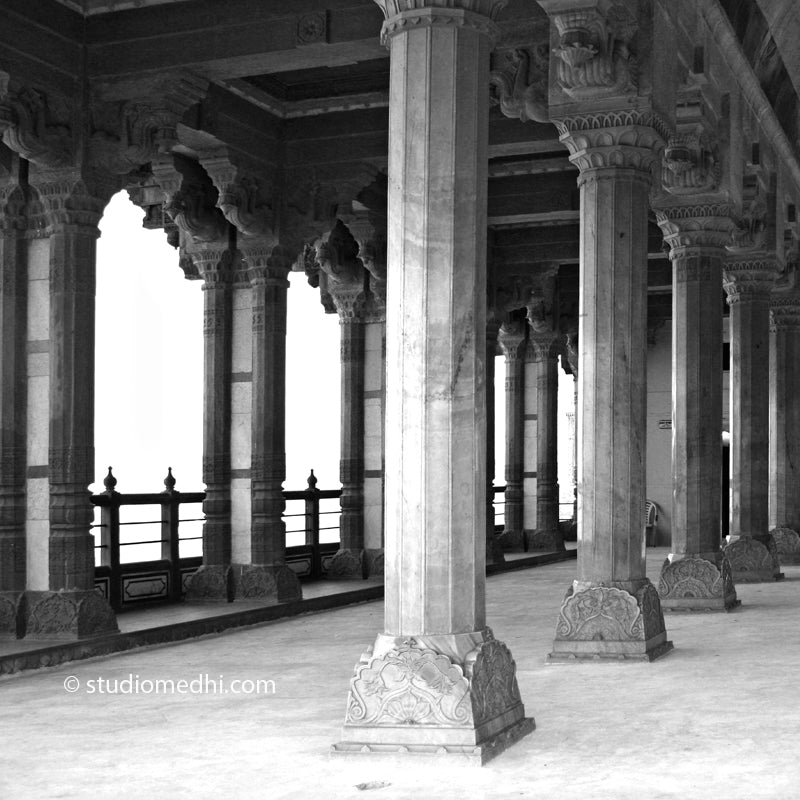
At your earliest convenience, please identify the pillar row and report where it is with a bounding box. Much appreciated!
[768,293,800,563]
[723,257,783,581]
[334,0,533,761]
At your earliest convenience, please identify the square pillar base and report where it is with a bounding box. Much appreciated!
[0,592,24,638]
[524,529,565,552]
[723,534,784,582]
[657,554,740,612]
[770,527,800,565]
[547,581,673,662]
[230,564,302,602]
[327,549,367,580]
[496,530,524,550]
[364,548,385,578]
[333,628,534,764]
[23,590,118,640]
[185,565,233,601]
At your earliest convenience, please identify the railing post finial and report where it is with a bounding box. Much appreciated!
[164,466,176,494]
[103,466,118,495]
[307,469,318,490]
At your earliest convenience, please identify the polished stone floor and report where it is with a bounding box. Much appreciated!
[2,548,798,799]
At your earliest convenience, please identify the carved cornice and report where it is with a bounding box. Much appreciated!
[653,202,734,253]
[0,83,72,168]
[541,1,638,101]
[661,133,721,196]
[201,150,274,238]
[490,47,550,124]
[553,111,667,173]
[723,256,779,304]
[152,155,227,246]
[374,2,507,45]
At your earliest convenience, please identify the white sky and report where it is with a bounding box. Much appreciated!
[93,191,574,503]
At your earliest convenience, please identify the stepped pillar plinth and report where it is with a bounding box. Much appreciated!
[334,0,533,762]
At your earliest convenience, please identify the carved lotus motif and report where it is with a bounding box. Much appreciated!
[554,41,598,69]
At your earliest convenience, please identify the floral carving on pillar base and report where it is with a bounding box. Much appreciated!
[525,529,565,552]
[0,592,23,637]
[332,628,534,763]
[723,535,784,582]
[184,565,233,601]
[230,565,301,603]
[769,527,800,565]
[24,591,118,640]
[548,581,673,662]
[327,548,366,580]
[657,555,739,612]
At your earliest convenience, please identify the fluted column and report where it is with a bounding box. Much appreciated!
[723,258,783,581]
[23,172,118,638]
[545,113,671,662]
[335,0,533,761]
[328,283,368,579]
[497,319,526,549]
[186,247,235,599]
[0,174,27,635]
[527,331,563,551]
[652,203,738,610]
[769,293,800,563]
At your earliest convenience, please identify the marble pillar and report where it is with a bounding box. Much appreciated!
[23,173,117,638]
[547,115,672,662]
[334,0,533,761]
[0,173,27,636]
[653,205,738,611]
[497,319,526,550]
[186,247,235,600]
[522,340,539,536]
[526,332,563,552]
[328,282,368,579]
[723,258,783,581]
[234,244,302,600]
[768,293,800,563]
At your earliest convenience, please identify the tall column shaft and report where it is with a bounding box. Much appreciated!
[528,336,562,550]
[768,295,800,562]
[522,342,539,530]
[723,258,782,581]
[547,115,671,661]
[0,180,27,610]
[652,204,737,611]
[497,320,525,549]
[336,2,533,761]
[485,321,503,563]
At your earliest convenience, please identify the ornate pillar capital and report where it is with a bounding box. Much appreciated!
[723,256,780,305]
[239,242,292,287]
[770,292,800,331]
[527,330,559,362]
[653,202,734,257]
[373,1,507,44]
[498,318,527,360]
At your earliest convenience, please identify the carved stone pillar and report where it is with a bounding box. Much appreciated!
[723,258,783,581]
[527,331,563,551]
[769,293,800,563]
[186,247,235,599]
[652,203,738,611]
[485,318,505,564]
[334,0,533,761]
[233,244,302,601]
[544,113,671,662]
[522,340,539,534]
[0,171,27,636]
[24,172,118,638]
[497,319,526,549]
[328,280,368,579]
